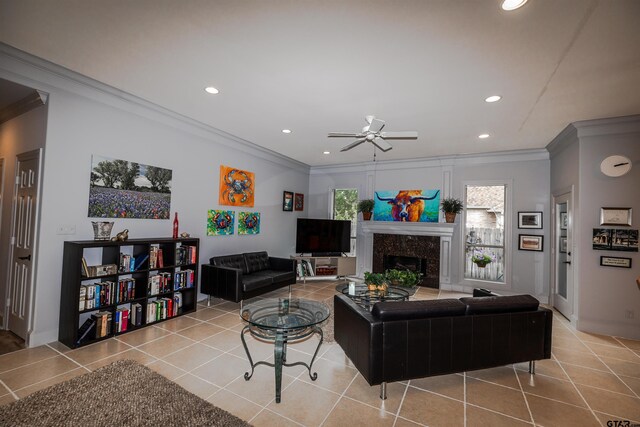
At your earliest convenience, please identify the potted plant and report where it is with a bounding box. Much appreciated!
[441,197,463,223]
[358,199,375,221]
[385,269,422,292]
[364,271,388,294]
[471,249,495,268]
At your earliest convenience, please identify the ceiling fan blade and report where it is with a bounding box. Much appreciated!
[340,137,367,152]
[371,136,393,152]
[380,131,418,140]
[368,118,385,133]
[328,132,363,138]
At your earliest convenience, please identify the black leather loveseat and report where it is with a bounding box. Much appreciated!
[201,251,296,303]
[334,293,552,399]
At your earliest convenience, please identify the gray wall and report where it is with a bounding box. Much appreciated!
[309,151,551,300]
[1,46,309,346]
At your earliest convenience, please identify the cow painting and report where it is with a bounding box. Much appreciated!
[374,190,440,222]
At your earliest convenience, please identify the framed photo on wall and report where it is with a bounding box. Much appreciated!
[518,212,543,229]
[294,193,304,211]
[600,256,632,268]
[518,234,543,251]
[560,212,568,230]
[559,237,567,253]
[282,191,293,211]
[600,207,632,226]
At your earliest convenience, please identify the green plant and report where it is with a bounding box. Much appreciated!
[385,269,422,288]
[471,249,495,265]
[440,197,464,214]
[357,199,375,213]
[363,271,386,285]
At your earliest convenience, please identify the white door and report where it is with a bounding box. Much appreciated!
[553,192,573,319]
[7,149,42,340]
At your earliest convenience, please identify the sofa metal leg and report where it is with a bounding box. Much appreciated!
[207,295,211,307]
[380,382,387,400]
[529,360,536,374]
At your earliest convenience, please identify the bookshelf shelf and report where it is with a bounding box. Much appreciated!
[59,237,199,349]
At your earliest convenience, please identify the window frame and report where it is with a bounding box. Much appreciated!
[331,188,358,256]
[459,179,513,289]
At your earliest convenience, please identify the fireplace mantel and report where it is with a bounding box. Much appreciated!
[359,221,458,286]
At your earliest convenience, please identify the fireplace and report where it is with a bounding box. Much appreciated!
[373,234,440,288]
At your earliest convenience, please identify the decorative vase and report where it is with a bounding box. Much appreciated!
[362,212,372,221]
[91,221,114,241]
[445,212,456,223]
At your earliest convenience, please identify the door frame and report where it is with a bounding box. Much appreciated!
[551,187,575,322]
[3,148,44,345]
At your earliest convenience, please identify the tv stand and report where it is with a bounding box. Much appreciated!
[292,255,356,283]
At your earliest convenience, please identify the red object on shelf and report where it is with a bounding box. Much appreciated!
[173,212,179,238]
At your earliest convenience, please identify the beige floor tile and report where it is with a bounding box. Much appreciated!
[619,374,640,396]
[114,324,172,345]
[526,394,601,426]
[250,409,302,427]
[399,386,464,426]
[617,337,640,351]
[553,347,610,371]
[344,374,406,414]
[322,396,395,427]
[161,342,222,371]
[0,355,79,390]
[563,363,636,395]
[515,370,586,407]
[200,329,243,352]
[320,343,356,368]
[136,333,195,358]
[576,384,640,422]
[225,367,297,407]
[514,358,570,380]
[214,301,242,312]
[575,331,624,347]
[409,373,465,401]
[600,356,640,379]
[14,367,88,398]
[229,334,277,362]
[176,322,225,341]
[0,345,59,373]
[586,341,640,362]
[85,348,157,370]
[297,357,358,394]
[466,405,533,426]
[0,393,17,406]
[206,389,263,422]
[66,338,133,365]
[266,379,340,426]
[46,341,73,353]
[172,373,220,400]
[393,418,423,427]
[466,366,520,389]
[153,315,203,332]
[208,312,244,329]
[553,335,591,352]
[191,353,248,387]
[186,307,227,322]
[466,377,531,421]
[146,359,187,380]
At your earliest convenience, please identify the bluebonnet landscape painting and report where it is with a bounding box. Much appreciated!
[88,155,172,219]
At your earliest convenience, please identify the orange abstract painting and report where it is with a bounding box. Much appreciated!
[219,165,255,207]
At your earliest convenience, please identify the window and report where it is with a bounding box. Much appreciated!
[464,185,506,283]
[332,189,358,255]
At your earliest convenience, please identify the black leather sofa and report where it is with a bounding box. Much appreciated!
[200,251,296,303]
[334,293,553,399]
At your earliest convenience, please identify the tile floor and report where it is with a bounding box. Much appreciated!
[1,280,639,426]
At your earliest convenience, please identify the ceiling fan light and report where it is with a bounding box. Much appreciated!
[501,0,528,11]
[485,95,502,103]
[323,151,330,155]
[478,133,490,139]
[204,86,219,94]
[282,129,292,134]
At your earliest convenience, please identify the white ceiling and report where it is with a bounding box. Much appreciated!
[1,0,639,166]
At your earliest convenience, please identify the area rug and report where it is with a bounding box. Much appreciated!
[0,359,251,427]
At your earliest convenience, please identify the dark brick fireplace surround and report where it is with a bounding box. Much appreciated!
[372,233,440,288]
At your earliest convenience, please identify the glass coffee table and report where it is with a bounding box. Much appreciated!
[240,298,330,403]
[340,282,410,309]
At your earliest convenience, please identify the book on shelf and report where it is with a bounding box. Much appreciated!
[134,254,149,271]
[81,257,89,277]
[76,317,96,345]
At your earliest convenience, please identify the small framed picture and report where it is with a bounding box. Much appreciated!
[294,193,304,211]
[519,234,543,251]
[600,207,632,226]
[560,212,568,230]
[559,237,567,253]
[611,229,639,252]
[282,191,293,211]
[600,256,632,268]
[518,212,543,229]
[593,228,612,250]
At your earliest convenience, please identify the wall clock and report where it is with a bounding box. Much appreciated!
[600,155,632,177]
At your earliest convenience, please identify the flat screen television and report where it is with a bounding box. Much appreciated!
[295,218,351,255]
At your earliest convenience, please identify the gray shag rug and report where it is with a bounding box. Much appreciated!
[0,359,251,427]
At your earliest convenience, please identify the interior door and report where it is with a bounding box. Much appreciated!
[7,149,41,340]
[553,192,573,319]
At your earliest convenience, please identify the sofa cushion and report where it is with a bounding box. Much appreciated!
[460,295,539,315]
[244,251,270,274]
[210,254,247,274]
[372,298,466,321]
[242,274,273,292]
[257,270,296,284]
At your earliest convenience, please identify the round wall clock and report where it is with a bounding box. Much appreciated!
[600,155,632,177]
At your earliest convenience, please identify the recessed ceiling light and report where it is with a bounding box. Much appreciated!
[485,95,502,103]
[478,134,490,139]
[323,151,330,155]
[282,129,292,134]
[204,86,219,94]
[501,0,528,11]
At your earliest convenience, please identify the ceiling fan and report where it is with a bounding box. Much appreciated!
[328,115,418,152]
